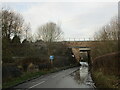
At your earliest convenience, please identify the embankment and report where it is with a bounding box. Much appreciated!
[92,52,120,88]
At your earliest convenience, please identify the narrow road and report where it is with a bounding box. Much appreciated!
[14,66,95,89]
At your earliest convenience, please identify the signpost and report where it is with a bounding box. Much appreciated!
[49,55,54,66]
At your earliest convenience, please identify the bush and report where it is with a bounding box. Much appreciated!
[92,71,119,88]
[92,52,120,76]
[2,37,13,63]
[2,64,22,83]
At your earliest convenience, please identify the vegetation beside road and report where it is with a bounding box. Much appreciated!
[92,52,120,88]
[92,71,119,88]
[3,70,47,88]
[91,16,120,89]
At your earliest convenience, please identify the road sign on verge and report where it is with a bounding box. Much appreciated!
[49,55,54,60]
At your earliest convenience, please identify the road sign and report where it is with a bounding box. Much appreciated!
[49,55,54,60]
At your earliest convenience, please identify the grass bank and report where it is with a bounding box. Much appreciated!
[3,64,78,88]
[3,70,48,88]
[92,52,120,89]
[92,71,119,89]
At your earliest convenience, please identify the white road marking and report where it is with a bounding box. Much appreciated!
[29,81,45,88]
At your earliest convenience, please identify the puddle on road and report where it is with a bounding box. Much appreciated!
[70,65,95,88]
[57,65,95,88]
[70,66,88,84]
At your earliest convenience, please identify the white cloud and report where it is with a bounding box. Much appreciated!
[8,2,118,40]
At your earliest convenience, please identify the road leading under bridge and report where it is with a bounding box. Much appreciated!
[14,65,95,89]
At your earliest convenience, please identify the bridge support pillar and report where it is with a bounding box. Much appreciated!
[87,51,91,71]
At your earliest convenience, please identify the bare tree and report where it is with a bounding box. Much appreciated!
[1,7,31,41]
[1,8,23,38]
[22,23,31,41]
[37,22,63,42]
[37,22,63,55]
[93,16,119,58]
[94,16,118,41]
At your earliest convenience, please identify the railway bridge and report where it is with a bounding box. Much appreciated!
[62,41,101,67]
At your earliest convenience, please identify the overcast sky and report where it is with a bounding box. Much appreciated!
[2,1,118,40]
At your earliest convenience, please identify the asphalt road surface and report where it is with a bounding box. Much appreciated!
[14,66,95,89]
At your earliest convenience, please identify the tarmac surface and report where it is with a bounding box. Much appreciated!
[14,64,95,89]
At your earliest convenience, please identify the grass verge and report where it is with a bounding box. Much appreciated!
[92,71,119,89]
[3,70,48,88]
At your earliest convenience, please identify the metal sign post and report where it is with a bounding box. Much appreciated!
[49,55,54,67]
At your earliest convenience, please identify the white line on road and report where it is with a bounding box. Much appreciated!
[29,81,45,89]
